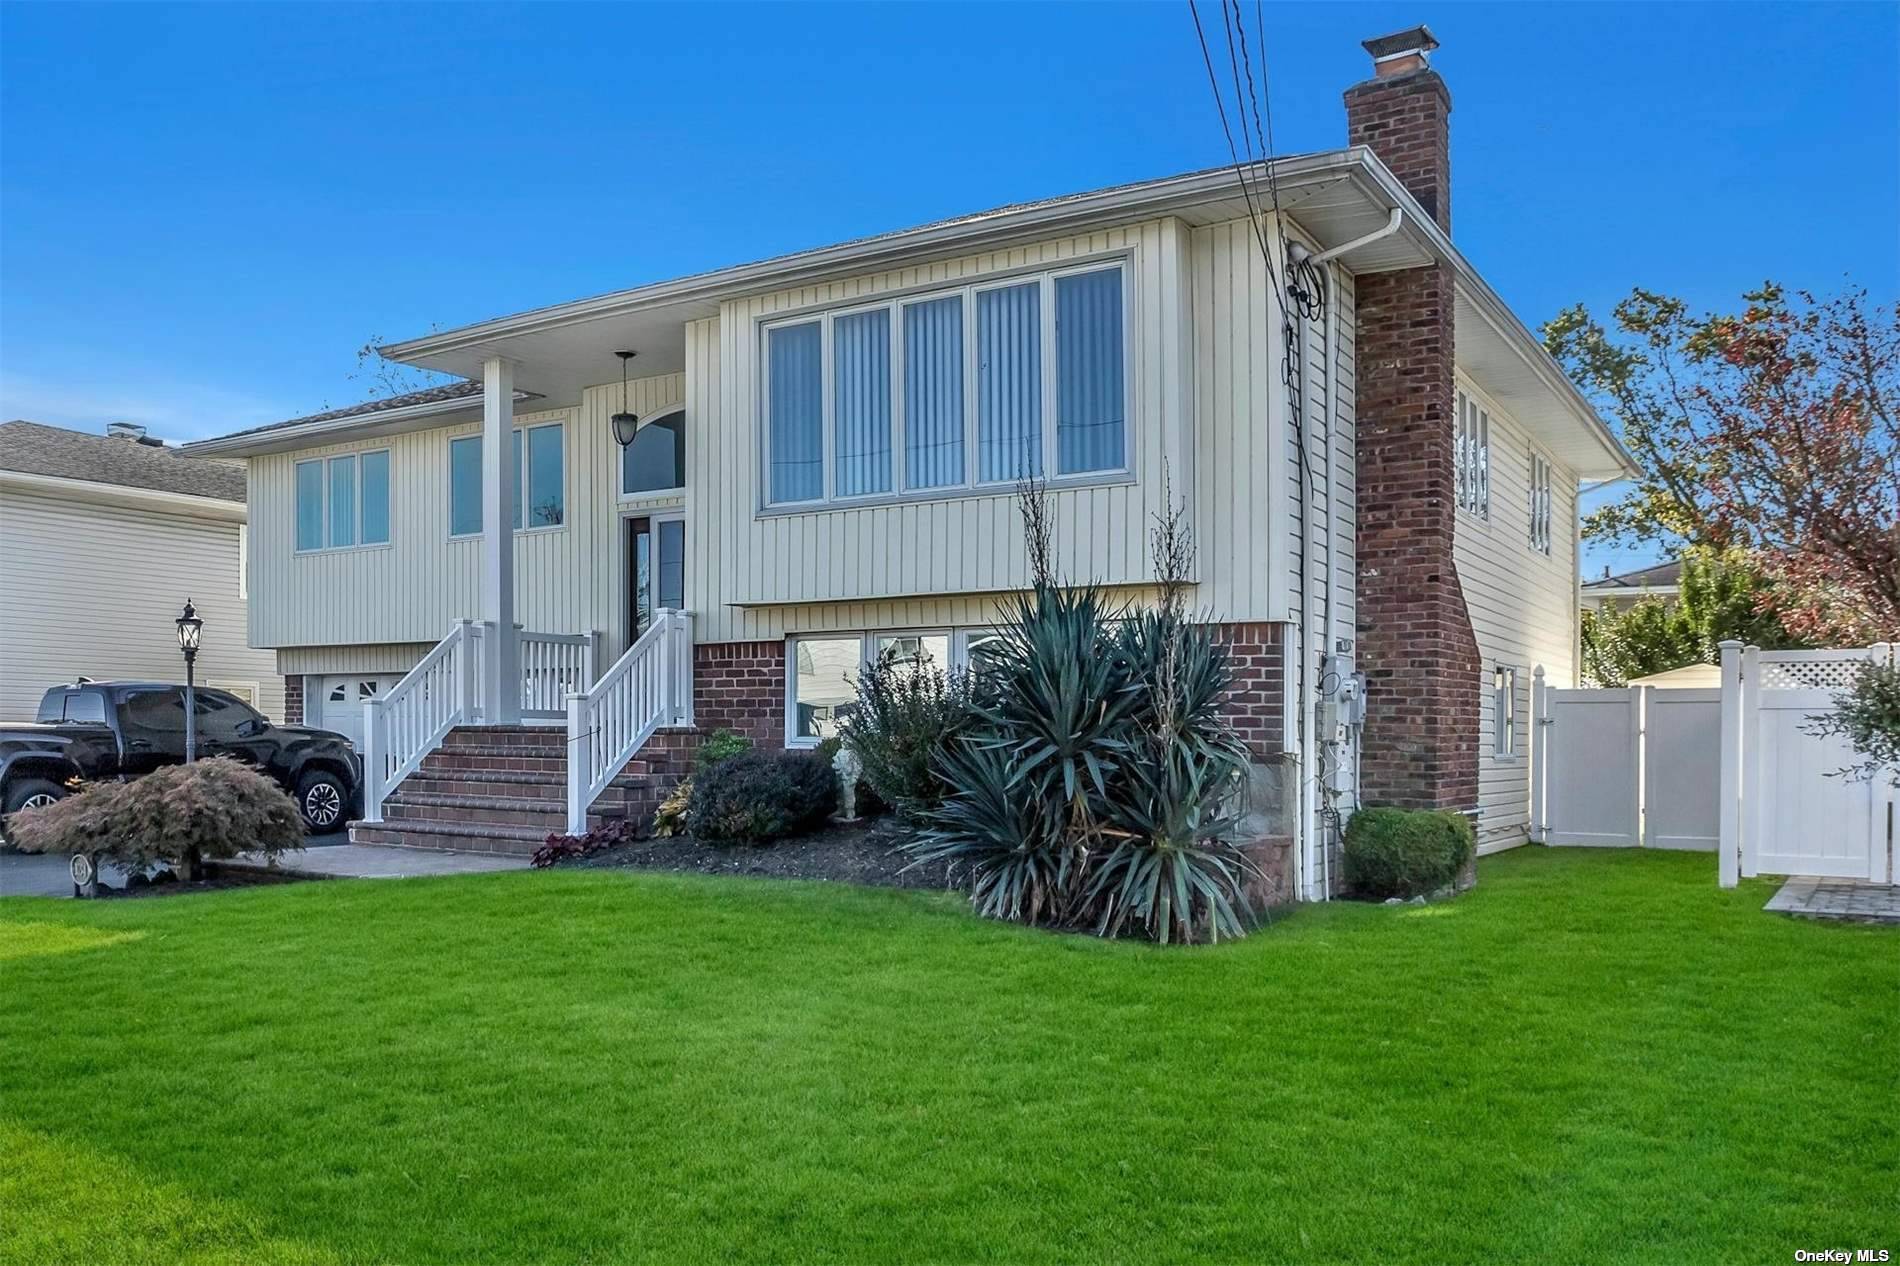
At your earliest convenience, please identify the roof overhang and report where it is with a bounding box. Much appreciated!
[0,468,247,521]
[190,148,1633,478]
[181,389,535,458]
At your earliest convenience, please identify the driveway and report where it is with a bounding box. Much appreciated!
[1,829,350,898]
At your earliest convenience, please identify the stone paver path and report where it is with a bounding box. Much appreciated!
[1765,876,1900,923]
[233,844,528,880]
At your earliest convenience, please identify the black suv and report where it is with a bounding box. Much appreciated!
[1,681,362,832]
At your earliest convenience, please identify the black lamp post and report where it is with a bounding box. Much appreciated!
[610,350,641,448]
[175,599,203,763]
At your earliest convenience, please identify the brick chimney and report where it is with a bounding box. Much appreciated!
[1345,25,1481,813]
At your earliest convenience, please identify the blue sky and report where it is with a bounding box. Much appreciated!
[2,2,1895,573]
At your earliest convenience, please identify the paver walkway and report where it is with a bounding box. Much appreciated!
[233,844,528,880]
[1765,876,1900,923]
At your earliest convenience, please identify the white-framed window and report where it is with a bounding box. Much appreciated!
[1528,452,1554,555]
[622,409,687,496]
[761,260,1131,509]
[1492,664,1519,758]
[237,524,248,600]
[295,449,390,552]
[785,628,990,746]
[1454,390,1490,518]
[446,422,567,537]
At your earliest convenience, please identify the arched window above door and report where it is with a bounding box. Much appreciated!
[622,409,685,496]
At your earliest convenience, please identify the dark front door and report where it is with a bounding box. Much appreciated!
[625,515,686,646]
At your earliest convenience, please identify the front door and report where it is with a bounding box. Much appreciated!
[625,514,685,646]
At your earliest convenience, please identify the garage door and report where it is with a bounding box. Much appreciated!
[313,676,400,748]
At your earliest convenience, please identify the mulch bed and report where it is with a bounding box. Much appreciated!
[566,817,962,892]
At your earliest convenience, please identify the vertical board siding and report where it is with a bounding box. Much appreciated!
[252,213,1316,658]
[0,489,285,720]
[1453,373,1582,853]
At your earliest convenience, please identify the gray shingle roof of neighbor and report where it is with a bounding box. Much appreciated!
[1582,559,1683,589]
[0,419,248,502]
[201,379,545,445]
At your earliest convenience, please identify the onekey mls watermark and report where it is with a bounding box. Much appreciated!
[1794,1252,1889,1263]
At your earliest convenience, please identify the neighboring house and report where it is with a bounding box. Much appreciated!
[183,27,1635,888]
[1579,559,1682,612]
[0,420,284,721]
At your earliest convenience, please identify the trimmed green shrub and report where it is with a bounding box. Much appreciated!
[1342,807,1474,900]
[684,749,838,843]
[8,757,304,879]
[840,650,974,821]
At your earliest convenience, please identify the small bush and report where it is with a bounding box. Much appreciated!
[684,749,837,843]
[840,652,974,821]
[533,817,638,869]
[9,758,303,879]
[695,729,753,771]
[1342,807,1474,900]
[651,778,693,837]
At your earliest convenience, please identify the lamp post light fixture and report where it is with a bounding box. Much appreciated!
[610,350,641,448]
[175,599,203,763]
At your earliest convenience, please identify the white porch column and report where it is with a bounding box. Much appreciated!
[482,356,521,723]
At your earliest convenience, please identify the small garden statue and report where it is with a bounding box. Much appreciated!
[833,746,862,822]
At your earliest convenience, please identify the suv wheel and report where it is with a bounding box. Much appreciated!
[2,777,67,843]
[296,770,347,832]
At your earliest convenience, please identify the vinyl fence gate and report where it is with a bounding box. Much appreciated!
[1529,642,1896,887]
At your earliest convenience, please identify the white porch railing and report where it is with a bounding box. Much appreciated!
[521,630,596,721]
[362,620,486,822]
[566,609,694,833]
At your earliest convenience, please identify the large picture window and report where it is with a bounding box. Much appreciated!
[447,422,567,536]
[295,449,390,551]
[762,261,1130,507]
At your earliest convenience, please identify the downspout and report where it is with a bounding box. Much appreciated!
[1310,208,1403,266]
[1318,260,1340,899]
[1286,240,1320,906]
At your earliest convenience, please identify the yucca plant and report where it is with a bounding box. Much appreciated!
[909,740,1076,925]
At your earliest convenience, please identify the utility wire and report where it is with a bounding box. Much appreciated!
[1186,0,1279,296]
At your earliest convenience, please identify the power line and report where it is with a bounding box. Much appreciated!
[1186,0,1278,294]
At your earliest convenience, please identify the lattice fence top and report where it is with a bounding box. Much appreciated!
[1756,655,1870,691]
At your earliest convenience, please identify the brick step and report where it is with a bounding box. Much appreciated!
[420,747,568,774]
[385,793,566,831]
[349,818,547,856]
[443,725,568,749]
[401,770,565,796]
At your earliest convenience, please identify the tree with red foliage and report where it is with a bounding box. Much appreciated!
[1546,284,1898,643]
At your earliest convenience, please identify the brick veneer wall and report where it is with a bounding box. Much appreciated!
[283,675,304,726]
[693,641,786,749]
[1345,58,1481,812]
[1215,622,1287,760]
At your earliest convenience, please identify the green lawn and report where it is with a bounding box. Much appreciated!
[1,850,1893,1265]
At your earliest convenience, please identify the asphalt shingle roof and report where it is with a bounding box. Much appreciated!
[205,380,486,445]
[0,420,248,502]
[1582,560,1682,590]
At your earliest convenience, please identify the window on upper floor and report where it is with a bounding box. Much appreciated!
[295,449,390,551]
[1454,389,1490,519]
[447,422,567,537]
[1528,452,1554,555]
[762,261,1130,508]
[622,410,686,495]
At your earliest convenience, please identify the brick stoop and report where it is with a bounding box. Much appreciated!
[347,724,696,856]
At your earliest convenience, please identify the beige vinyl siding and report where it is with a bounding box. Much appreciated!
[1454,371,1581,854]
[250,213,1320,660]
[248,373,685,663]
[0,486,284,720]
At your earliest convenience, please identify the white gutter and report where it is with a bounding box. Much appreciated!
[0,468,247,522]
[1310,207,1403,265]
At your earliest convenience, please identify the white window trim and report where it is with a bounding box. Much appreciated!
[1454,389,1491,521]
[237,524,248,600]
[617,402,689,500]
[785,627,991,748]
[1492,664,1519,761]
[294,448,391,554]
[1527,449,1554,556]
[757,254,1136,515]
[446,422,570,540]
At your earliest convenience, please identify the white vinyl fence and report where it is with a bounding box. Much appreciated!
[1530,642,1896,887]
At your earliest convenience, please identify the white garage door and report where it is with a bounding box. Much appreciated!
[313,676,400,748]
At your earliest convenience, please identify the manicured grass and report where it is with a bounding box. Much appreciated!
[1,850,1893,1265]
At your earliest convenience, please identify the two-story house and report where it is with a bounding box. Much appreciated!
[184,28,1634,897]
